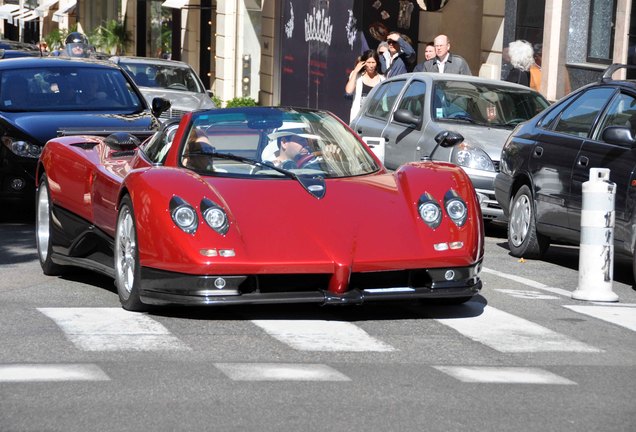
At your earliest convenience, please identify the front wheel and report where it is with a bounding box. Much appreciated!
[114,195,147,312]
[36,175,64,276]
[507,184,549,258]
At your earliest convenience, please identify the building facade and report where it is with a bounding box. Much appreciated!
[0,0,633,109]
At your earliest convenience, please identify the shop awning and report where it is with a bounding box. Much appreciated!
[13,9,40,22]
[52,0,76,22]
[36,0,59,17]
[162,0,188,9]
[0,4,20,24]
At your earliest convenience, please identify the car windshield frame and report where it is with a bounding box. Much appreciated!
[0,66,144,113]
[175,107,381,179]
[432,80,550,128]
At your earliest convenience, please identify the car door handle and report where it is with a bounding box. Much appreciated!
[533,146,543,158]
[577,156,589,167]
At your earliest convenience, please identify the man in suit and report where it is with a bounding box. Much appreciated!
[414,34,472,75]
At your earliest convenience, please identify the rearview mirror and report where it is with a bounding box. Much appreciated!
[393,109,421,128]
[151,97,171,118]
[434,130,464,148]
[602,126,636,148]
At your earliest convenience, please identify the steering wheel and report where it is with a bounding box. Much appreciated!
[167,83,188,91]
[295,151,322,168]
[504,118,526,126]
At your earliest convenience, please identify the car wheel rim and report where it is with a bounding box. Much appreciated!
[36,182,50,262]
[510,194,531,247]
[115,207,136,295]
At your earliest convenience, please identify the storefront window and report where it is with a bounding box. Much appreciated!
[587,0,616,64]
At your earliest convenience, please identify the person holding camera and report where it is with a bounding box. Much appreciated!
[345,49,385,122]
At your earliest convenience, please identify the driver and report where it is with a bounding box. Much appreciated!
[270,132,318,169]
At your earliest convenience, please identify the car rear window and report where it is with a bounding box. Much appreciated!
[0,66,144,112]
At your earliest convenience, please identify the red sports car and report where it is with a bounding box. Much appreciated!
[36,107,484,311]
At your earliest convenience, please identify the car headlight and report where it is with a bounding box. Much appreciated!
[170,196,198,234]
[418,193,442,229]
[1,136,41,158]
[201,198,229,235]
[451,143,495,172]
[444,190,467,227]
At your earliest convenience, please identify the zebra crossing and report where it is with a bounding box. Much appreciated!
[0,296,631,385]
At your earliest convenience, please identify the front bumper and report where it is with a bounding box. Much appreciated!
[461,166,504,221]
[493,172,514,219]
[138,263,483,306]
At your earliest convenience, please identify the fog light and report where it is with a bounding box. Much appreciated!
[449,241,464,249]
[200,249,218,257]
[214,277,226,289]
[10,178,25,191]
[434,243,449,251]
[444,270,455,280]
[219,249,235,257]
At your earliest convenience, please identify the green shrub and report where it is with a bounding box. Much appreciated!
[225,97,258,108]
[210,94,223,108]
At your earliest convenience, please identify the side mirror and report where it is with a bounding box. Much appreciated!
[434,130,464,148]
[393,109,421,128]
[151,97,171,118]
[602,126,636,148]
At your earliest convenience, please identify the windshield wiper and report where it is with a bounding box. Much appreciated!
[209,151,325,199]
[442,114,478,124]
[186,150,298,180]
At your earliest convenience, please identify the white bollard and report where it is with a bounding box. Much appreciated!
[572,168,619,302]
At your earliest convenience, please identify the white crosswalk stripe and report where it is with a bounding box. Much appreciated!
[563,304,636,332]
[0,364,110,382]
[251,319,396,352]
[435,305,602,353]
[215,363,351,381]
[38,307,190,351]
[433,366,576,385]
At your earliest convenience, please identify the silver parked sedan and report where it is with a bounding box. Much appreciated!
[110,56,216,119]
[350,72,549,220]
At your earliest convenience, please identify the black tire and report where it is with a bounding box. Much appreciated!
[35,175,64,276]
[114,195,148,312]
[507,184,549,258]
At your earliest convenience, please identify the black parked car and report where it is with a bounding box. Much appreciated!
[0,57,169,206]
[494,64,636,279]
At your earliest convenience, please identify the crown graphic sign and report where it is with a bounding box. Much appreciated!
[305,7,333,46]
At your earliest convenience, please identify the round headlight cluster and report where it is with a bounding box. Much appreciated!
[204,207,226,230]
[172,205,198,233]
[418,193,443,229]
[444,190,468,227]
[201,198,229,235]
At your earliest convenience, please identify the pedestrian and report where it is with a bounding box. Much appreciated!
[504,40,534,87]
[413,41,436,72]
[380,32,416,78]
[418,34,472,75]
[345,50,385,122]
[529,43,542,91]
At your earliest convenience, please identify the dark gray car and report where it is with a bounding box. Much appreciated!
[350,72,549,220]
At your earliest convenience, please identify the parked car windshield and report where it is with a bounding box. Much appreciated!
[432,80,549,127]
[0,66,144,112]
[119,61,205,93]
[179,108,380,178]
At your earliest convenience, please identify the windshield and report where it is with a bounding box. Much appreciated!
[0,67,144,112]
[179,108,380,178]
[121,61,204,93]
[432,80,550,127]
